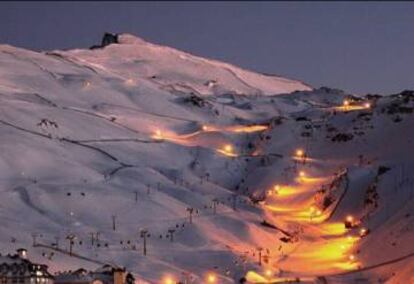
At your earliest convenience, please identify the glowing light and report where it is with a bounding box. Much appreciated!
[206,273,217,283]
[359,228,369,237]
[153,129,164,140]
[216,144,237,157]
[349,254,355,261]
[265,269,272,277]
[346,215,354,222]
[343,99,350,106]
[202,125,209,131]
[296,149,304,157]
[273,185,298,197]
[319,222,347,237]
[347,236,354,242]
[364,102,371,109]
[163,276,175,284]
[299,171,306,178]
[231,125,268,133]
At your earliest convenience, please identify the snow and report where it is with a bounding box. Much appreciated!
[0,33,413,283]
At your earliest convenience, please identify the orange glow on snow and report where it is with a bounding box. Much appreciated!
[217,144,237,157]
[274,185,297,197]
[201,124,268,133]
[319,222,348,237]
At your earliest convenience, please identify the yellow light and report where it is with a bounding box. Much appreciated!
[265,269,272,277]
[274,185,280,191]
[153,129,164,140]
[163,276,175,284]
[343,99,350,106]
[316,210,322,216]
[346,215,354,222]
[296,149,304,157]
[224,144,233,153]
[359,228,368,237]
[217,144,237,157]
[207,273,216,283]
[299,171,306,178]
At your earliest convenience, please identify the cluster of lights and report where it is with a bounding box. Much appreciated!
[342,99,371,109]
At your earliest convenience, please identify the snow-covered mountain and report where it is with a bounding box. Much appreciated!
[0,33,413,283]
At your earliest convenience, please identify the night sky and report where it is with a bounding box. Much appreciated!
[1,2,413,95]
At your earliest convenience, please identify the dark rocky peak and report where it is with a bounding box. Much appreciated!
[90,32,119,50]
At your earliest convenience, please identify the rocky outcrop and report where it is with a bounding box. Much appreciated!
[90,32,119,49]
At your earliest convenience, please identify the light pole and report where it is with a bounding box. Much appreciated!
[168,229,176,242]
[66,234,76,256]
[257,247,263,266]
[112,215,117,231]
[140,229,150,256]
[186,207,194,224]
[212,198,219,214]
[231,194,237,211]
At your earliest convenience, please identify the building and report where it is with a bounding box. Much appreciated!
[0,249,54,284]
[54,265,134,284]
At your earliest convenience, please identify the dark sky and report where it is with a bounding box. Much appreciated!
[1,2,413,95]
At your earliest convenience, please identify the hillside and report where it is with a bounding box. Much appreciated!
[0,33,413,283]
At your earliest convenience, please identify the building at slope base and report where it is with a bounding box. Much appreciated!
[54,265,134,284]
[0,248,54,284]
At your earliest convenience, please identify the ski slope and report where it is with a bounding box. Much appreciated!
[0,34,413,283]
